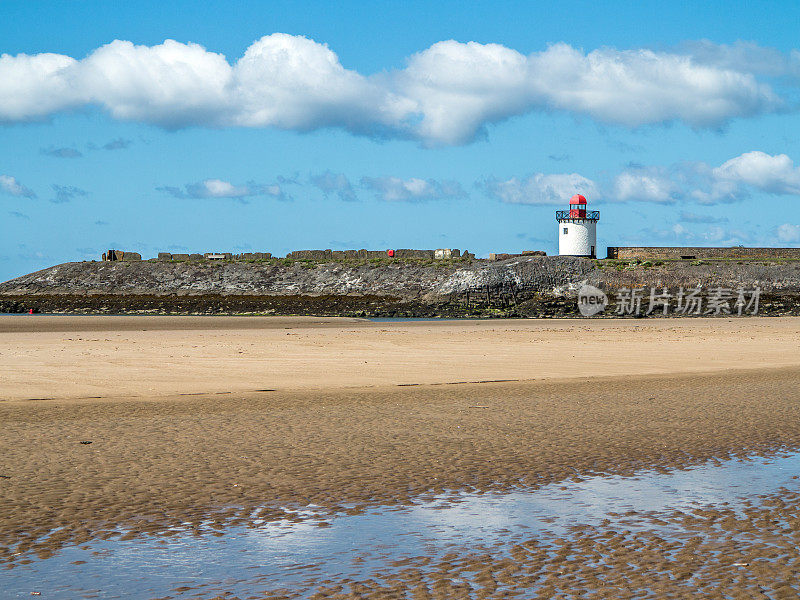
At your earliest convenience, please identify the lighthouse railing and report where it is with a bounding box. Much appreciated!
[556,210,599,221]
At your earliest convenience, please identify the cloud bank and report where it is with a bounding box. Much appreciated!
[619,151,800,204]
[361,176,466,201]
[483,152,800,205]
[158,178,288,201]
[479,173,599,205]
[154,151,800,208]
[0,35,787,145]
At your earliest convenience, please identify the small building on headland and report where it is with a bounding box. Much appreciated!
[102,250,141,261]
[434,249,459,259]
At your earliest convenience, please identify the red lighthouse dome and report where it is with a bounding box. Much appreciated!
[569,194,587,217]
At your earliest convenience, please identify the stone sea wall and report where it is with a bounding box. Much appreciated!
[607,247,800,260]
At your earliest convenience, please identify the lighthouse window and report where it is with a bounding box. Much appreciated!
[563,227,568,234]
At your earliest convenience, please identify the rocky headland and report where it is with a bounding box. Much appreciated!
[2,256,800,317]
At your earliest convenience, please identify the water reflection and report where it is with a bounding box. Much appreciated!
[5,451,800,599]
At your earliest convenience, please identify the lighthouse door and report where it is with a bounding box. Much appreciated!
[591,245,595,258]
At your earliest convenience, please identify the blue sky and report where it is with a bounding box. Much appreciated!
[3,0,800,281]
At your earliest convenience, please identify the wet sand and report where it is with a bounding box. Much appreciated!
[3,316,800,597]
[3,366,800,563]
[8,453,800,598]
[249,486,800,599]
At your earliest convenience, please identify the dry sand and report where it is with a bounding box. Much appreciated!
[2,315,800,401]
[3,315,800,598]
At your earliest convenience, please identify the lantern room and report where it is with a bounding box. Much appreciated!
[569,194,587,218]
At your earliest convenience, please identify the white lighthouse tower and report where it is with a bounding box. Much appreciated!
[557,194,599,258]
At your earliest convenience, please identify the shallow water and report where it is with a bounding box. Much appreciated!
[5,451,800,599]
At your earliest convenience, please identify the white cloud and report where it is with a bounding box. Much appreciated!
[79,39,234,129]
[158,178,288,200]
[613,167,676,203]
[684,152,800,204]
[524,43,777,130]
[395,41,533,145]
[0,35,786,145]
[0,52,79,122]
[612,152,800,205]
[230,34,403,134]
[0,175,36,198]
[480,173,599,205]
[361,176,465,201]
[192,179,250,198]
[777,223,800,243]
[369,39,781,144]
[712,151,800,195]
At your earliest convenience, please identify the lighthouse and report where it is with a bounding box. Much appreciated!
[556,194,599,258]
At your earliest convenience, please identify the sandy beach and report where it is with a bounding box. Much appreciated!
[3,316,800,598]
[2,315,800,401]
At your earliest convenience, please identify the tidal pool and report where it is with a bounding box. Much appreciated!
[5,451,800,599]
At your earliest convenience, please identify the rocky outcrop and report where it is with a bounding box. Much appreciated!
[0,256,594,299]
[2,256,800,316]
